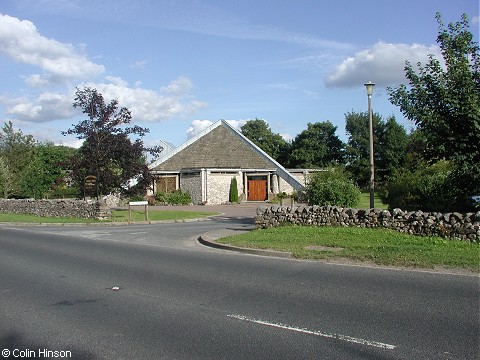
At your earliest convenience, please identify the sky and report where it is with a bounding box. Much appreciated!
[0,0,478,151]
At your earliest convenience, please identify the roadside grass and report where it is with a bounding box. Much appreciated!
[217,225,480,271]
[111,210,218,222]
[357,191,388,209]
[0,210,218,223]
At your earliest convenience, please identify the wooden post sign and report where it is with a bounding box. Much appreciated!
[128,201,149,222]
[84,175,97,199]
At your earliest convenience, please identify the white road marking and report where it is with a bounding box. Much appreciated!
[227,314,396,350]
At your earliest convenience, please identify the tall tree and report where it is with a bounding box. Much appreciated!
[288,121,345,168]
[62,87,162,197]
[19,143,77,199]
[0,155,13,199]
[387,13,480,199]
[344,111,383,187]
[376,116,409,182]
[0,121,36,197]
[344,112,408,187]
[240,118,289,163]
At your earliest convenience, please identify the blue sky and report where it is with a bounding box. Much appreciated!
[0,0,478,150]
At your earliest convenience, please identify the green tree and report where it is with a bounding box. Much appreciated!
[240,119,289,163]
[382,160,453,212]
[387,13,480,203]
[305,167,360,207]
[288,121,345,168]
[345,112,408,187]
[229,177,239,203]
[19,143,77,198]
[0,155,14,199]
[0,121,36,197]
[376,116,409,182]
[62,87,162,197]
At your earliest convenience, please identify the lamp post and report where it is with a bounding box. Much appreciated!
[364,81,375,209]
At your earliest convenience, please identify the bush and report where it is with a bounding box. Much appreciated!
[229,177,239,203]
[46,187,79,199]
[306,168,360,207]
[381,160,457,212]
[129,194,145,202]
[155,190,191,205]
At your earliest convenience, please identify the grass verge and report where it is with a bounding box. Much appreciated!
[0,210,218,223]
[111,210,218,222]
[217,225,479,271]
[357,191,388,209]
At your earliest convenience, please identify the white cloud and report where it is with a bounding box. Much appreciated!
[325,41,442,88]
[0,76,206,123]
[131,60,147,69]
[186,119,247,139]
[83,76,207,123]
[160,76,193,95]
[280,133,293,142]
[0,14,104,83]
[186,120,213,139]
[225,119,247,130]
[472,16,479,25]
[104,76,129,87]
[22,74,50,87]
[0,92,75,122]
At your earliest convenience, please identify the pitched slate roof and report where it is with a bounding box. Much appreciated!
[149,120,304,190]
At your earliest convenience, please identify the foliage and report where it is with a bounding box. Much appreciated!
[305,168,360,207]
[381,160,459,212]
[0,122,77,199]
[376,116,410,182]
[229,177,239,203]
[129,194,146,202]
[387,13,480,205]
[21,143,77,199]
[276,192,288,199]
[0,121,36,198]
[62,87,162,197]
[155,190,192,205]
[0,156,14,199]
[344,111,408,188]
[240,118,289,163]
[288,121,345,168]
[46,186,79,199]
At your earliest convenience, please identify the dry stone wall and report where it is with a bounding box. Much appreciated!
[255,205,480,242]
[0,199,110,220]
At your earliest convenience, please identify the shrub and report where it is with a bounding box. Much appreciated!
[229,177,239,203]
[129,194,145,202]
[305,168,360,207]
[381,160,456,212]
[155,190,191,205]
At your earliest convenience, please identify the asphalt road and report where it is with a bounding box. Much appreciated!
[0,219,478,359]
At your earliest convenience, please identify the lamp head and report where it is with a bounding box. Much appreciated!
[364,81,375,96]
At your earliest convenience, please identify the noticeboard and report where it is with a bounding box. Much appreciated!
[84,175,97,197]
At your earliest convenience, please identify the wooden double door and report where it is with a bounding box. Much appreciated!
[247,176,267,201]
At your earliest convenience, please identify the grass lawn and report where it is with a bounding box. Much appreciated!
[0,210,218,223]
[357,191,388,209]
[111,209,218,222]
[217,225,480,271]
